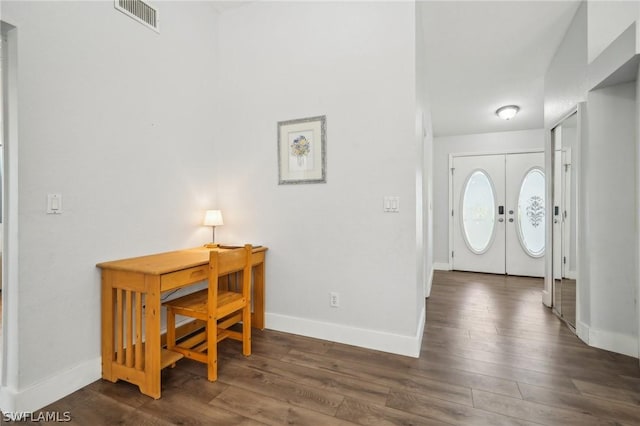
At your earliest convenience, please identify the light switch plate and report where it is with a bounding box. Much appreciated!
[383,196,400,213]
[47,193,62,214]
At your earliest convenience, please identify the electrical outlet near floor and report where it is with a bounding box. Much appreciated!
[330,292,340,308]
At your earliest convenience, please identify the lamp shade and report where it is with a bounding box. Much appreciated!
[203,210,224,227]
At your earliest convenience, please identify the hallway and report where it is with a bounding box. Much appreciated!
[34,271,640,425]
[424,271,640,424]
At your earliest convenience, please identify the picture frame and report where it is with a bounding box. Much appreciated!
[277,115,326,184]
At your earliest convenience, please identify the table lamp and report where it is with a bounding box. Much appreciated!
[203,209,223,247]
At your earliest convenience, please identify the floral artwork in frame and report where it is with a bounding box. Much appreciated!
[277,115,326,184]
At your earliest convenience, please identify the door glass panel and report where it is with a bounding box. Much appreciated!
[518,168,545,257]
[461,170,496,253]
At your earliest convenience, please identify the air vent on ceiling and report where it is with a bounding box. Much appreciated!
[115,0,159,33]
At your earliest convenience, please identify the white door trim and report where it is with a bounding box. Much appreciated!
[448,149,544,272]
[545,105,581,315]
[1,21,20,409]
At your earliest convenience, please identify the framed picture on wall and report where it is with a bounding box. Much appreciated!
[277,115,326,184]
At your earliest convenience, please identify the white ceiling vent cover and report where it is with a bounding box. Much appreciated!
[115,0,159,33]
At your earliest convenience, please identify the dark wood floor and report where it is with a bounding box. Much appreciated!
[32,271,640,424]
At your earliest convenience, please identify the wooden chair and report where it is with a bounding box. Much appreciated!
[163,244,252,381]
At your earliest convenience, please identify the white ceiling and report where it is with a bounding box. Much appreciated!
[420,0,581,137]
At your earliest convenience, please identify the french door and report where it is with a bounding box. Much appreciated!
[451,152,545,277]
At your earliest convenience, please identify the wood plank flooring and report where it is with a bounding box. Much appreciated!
[29,271,640,424]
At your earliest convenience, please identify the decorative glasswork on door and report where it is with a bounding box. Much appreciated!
[517,168,545,257]
[461,170,496,254]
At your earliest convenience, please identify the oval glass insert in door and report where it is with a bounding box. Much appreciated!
[461,170,496,254]
[517,168,545,257]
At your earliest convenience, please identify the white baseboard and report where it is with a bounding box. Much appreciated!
[0,357,101,413]
[433,262,451,271]
[0,315,203,414]
[266,307,425,358]
[425,266,434,298]
[576,320,590,345]
[416,304,426,349]
[580,323,638,358]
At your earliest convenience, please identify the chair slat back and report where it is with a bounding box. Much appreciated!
[209,244,251,276]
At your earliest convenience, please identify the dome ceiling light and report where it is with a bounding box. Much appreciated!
[496,105,520,120]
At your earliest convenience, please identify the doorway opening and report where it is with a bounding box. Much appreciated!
[449,151,546,277]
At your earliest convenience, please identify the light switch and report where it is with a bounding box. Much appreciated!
[47,193,62,214]
[383,196,400,213]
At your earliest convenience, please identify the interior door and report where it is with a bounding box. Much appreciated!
[505,152,546,277]
[452,154,506,274]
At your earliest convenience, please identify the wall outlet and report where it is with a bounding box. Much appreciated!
[330,292,340,308]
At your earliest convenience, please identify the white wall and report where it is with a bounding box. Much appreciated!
[432,129,544,266]
[544,2,588,130]
[416,1,434,298]
[545,1,640,357]
[215,1,424,355]
[636,62,640,364]
[584,82,637,357]
[543,1,587,311]
[2,1,220,411]
[587,0,639,64]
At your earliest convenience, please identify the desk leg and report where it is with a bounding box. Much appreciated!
[141,276,161,399]
[101,271,115,382]
[252,262,265,330]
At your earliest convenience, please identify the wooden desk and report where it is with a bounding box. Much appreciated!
[97,245,267,399]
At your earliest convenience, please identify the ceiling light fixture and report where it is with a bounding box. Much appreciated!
[496,105,520,120]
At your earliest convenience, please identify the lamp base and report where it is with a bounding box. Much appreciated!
[204,243,219,248]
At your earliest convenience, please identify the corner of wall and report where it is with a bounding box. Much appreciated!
[433,262,451,271]
[1,357,100,413]
[425,265,434,298]
[587,326,638,358]
[576,320,589,345]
